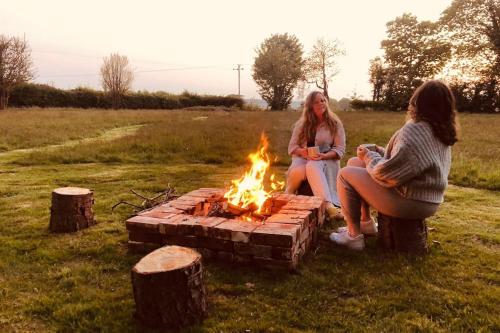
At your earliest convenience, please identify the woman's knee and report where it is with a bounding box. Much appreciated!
[347,157,365,168]
[337,166,363,185]
[305,160,323,173]
[287,166,306,181]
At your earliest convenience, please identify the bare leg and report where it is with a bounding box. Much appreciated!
[337,166,439,237]
[346,157,371,222]
[285,162,306,194]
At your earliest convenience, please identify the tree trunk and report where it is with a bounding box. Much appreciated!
[131,246,207,330]
[0,89,8,110]
[49,187,95,233]
[377,213,428,255]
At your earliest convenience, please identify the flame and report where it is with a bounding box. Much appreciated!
[224,133,284,213]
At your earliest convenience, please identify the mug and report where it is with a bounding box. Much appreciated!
[360,143,377,151]
[307,146,320,157]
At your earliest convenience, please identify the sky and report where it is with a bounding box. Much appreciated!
[2,0,454,100]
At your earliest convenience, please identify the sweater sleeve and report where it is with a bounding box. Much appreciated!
[330,120,346,159]
[288,122,303,156]
[361,125,431,188]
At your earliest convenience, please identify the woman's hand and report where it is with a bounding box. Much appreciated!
[356,146,369,160]
[309,152,327,161]
[295,148,308,159]
[375,145,385,155]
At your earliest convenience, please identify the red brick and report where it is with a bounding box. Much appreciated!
[265,213,306,227]
[193,217,227,237]
[234,242,272,258]
[250,223,300,247]
[157,205,184,214]
[139,209,178,219]
[175,216,205,236]
[126,216,166,231]
[197,237,234,252]
[128,229,163,244]
[168,201,197,213]
[282,202,318,211]
[164,235,198,248]
[271,246,295,261]
[176,195,207,204]
[157,214,191,235]
[211,220,261,242]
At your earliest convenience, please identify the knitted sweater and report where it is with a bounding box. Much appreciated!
[362,120,451,203]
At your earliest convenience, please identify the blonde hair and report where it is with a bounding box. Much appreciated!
[297,91,340,145]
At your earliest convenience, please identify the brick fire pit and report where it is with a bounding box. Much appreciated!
[126,188,326,270]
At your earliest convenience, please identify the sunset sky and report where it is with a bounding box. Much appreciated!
[2,0,453,100]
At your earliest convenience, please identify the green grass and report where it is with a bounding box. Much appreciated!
[0,108,498,332]
[1,108,498,190]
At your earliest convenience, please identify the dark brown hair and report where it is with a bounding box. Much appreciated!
[408,80,459,146]
[298,91,339,144]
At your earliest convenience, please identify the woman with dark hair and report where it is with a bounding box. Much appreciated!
[286,91,346,220]
[330,80,459,250]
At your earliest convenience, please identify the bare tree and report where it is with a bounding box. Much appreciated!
[0,35,34,110]
[100,53,134,109]
[303,38,345,101]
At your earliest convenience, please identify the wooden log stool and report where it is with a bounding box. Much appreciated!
[131,246,207,330]
[49,187,95,233]
[377,213,428,255]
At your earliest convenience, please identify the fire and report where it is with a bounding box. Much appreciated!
[224,134,284,213]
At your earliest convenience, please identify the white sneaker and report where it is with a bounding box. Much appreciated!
[337,219,378,236]
[329,230,365,250]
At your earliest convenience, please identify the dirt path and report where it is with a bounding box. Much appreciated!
[0,125,143,163]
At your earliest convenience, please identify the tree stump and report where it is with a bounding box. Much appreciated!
[377,213,428,255]
[49,187,95,233]
[131,246,207,330]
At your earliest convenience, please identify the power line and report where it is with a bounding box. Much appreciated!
[37,65,225,78]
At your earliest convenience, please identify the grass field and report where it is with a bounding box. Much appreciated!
[0,108,498,332]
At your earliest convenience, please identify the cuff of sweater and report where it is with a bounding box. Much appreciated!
[362,150,381,165]
[330,148,345,159]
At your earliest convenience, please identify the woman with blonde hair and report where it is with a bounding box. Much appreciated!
[286,91,346,220]
[330,80,458,250]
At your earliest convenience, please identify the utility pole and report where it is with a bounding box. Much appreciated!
[233,64,244,96]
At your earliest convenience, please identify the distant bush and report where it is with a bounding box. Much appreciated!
[350,99,389,111]
[9,83,243,110]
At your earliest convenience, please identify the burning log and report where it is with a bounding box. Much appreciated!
[224,202,251,215]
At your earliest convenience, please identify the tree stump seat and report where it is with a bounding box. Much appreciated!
[377,212,428,255]
[49,187,95,233]
[131,246,207,330]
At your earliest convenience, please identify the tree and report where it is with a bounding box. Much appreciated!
[100,53,134,109]
[0,35,34,110]
[368,57,386,101]
[253,33,304,110]
[303,38,345,101]
[381,14,451,109]
[440,0,500,112]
